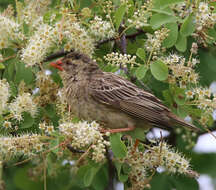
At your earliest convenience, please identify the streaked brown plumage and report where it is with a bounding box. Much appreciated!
[51,51,199,132]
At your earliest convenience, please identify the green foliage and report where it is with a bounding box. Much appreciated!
[180,14,196,37]
[150,60,168,81]
[110,133,127,158]
[135,65,148,80]
[0,0,216,189]
[114,4,127,29]
[162,22,178,48]
[150,13,177,29]
[175,34,187,52]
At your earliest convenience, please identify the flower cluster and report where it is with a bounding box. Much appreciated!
[128,2,152,29]
[163,53,199,87]
[195,2,216,32]
[104,52,138,68]
[34,71,59,106]
[21,0,51,25]
[0,15,23,49]
[10,92,37,121]
[63,22,95,56]
[59,121,109,162]
[0,134,44,160]
[39,122,55,134]
[122,142,191,189]
[171,2,188,18]
[0,79,10,115]
[89,16,116,40]
[145,28,169,55]
[21,24,58,67]
[185,87,215,125]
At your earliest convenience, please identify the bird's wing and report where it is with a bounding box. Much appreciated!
[88,72,170,126]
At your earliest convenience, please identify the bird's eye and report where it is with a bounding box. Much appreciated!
[74,54,81,59]
[66,60,72,65]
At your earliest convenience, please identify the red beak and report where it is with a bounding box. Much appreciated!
[50,60,63,71]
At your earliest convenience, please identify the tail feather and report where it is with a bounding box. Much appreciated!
[169,113,200,132]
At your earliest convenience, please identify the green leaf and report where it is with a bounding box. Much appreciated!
[13,165,43,190]
[83,164,101,187]
[175,34,187,52]
[114,4,127,29]
[136,48,146,62]
[20,112,34,129]
[92,166,108,190]
[44,104,59,126]
[14,62,34,85]
[151,8,174,15]
[172,175,199,190]
[126,128,146,141]
[173,87,186,105]
[162,22,178,48]
[180,14,195,36]
[153,0,184,9]
[114,162,129,182]
[44,104,56,118]
[0,63,5,69]
[135,65,148,80]
[150,13,177,29]
[150,60,168,81]
[207,28,216,41]
[110,133,127,158]
[23,22,29,35]
[50,137,59,154]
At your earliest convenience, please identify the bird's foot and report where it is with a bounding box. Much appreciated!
[100,126,135,133]
[134,139,140,150]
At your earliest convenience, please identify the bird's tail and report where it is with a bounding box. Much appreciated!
[169,113,200,132]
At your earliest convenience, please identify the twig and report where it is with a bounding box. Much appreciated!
[105,148,115,190]
[0,54,16,63]
[43,49,70,62]
[76,145,92,165]
[43,154,47,190]
[66,144,85,153]
[42,30,145,62]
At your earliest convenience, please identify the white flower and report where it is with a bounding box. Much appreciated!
[199,2,209,14]
[0,79,10,114]
[59,121,108,162]
[104,52,138,68]
[63,22,95,56]
[89,16,115,40]
[3,121,12,129]
[186,90,194,99]
[10,93,37,121]
[0,15,23,49]
[21,24,58,67]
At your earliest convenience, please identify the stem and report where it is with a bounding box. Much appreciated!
[105,148,115,190]
[146,42,156,66]
[43,154,47,190]
[0,54,16,63]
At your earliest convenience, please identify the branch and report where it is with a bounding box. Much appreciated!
[96,29,144,48]
[66,144,85,153]
[43,49,71,62]
[43,30,145,62]
[105,148,115,190]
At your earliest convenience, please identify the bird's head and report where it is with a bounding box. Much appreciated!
[50,52,99,75]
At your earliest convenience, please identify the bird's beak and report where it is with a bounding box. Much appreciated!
[50,60,64,71]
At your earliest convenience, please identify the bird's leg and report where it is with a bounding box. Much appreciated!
[100,126,135,133]
[134,139,140,150]
[68,105,71,114]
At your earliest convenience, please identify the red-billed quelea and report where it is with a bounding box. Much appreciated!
[50,51,199,133]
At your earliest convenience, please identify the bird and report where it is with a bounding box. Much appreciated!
[50,51,199,133]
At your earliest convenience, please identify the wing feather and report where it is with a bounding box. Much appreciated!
[89,72,169,124]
